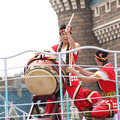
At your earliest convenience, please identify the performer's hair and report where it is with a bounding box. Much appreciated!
[59,24,72,35]
[95,50,109,66]
[59,24,66,31]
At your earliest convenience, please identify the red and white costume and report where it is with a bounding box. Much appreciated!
[51,42,80,86]
[45,43,102,114]
[92,63,118,118]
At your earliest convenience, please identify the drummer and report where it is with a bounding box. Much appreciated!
[69,50,118,118]
[45,24,80,113]
[51,24,80,85]
[45,24,102,117]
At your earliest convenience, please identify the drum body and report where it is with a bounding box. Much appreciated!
[25,55,65,96]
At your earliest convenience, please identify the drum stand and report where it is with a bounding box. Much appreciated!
[27,93,61,120]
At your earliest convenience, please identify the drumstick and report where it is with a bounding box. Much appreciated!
[68,13,75,67]
[66,13,75,86]
[68,13,74,26]
[65,13,74,33]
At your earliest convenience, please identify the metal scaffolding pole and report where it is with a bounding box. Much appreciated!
[4,58,9,120]
[114,53,119,120]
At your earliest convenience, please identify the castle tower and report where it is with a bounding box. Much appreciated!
[49,1,120,119]
[49,0,100,65]
[90,0,120,66]
[49,1,101,119]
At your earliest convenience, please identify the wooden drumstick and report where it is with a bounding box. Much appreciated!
[65,13,74,33]
[68,13,74,26]
[66,13,75,86]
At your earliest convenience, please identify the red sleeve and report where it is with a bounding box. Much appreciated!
[51,44,59,52]
[72,42,80,64]
[73,51,79,64]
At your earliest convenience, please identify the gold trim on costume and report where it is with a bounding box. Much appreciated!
[61,45,68,50]
[73,83,82,100]
[86,91,98,104]
[101,91,119,99]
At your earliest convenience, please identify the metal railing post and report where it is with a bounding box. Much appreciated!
[66,92,70,120]
[114,53,119,120]
[4,58,9,120]
[58,53,64,120]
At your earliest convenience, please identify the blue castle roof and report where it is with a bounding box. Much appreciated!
[89,0,103,6]
[0,91,32,120]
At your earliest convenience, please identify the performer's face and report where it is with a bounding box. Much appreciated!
[60,32,69,43]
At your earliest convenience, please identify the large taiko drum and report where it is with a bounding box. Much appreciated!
[24,54,65,96]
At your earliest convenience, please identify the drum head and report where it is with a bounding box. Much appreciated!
[25,67,58,96]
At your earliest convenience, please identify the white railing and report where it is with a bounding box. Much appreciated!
[0,46,120,120]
